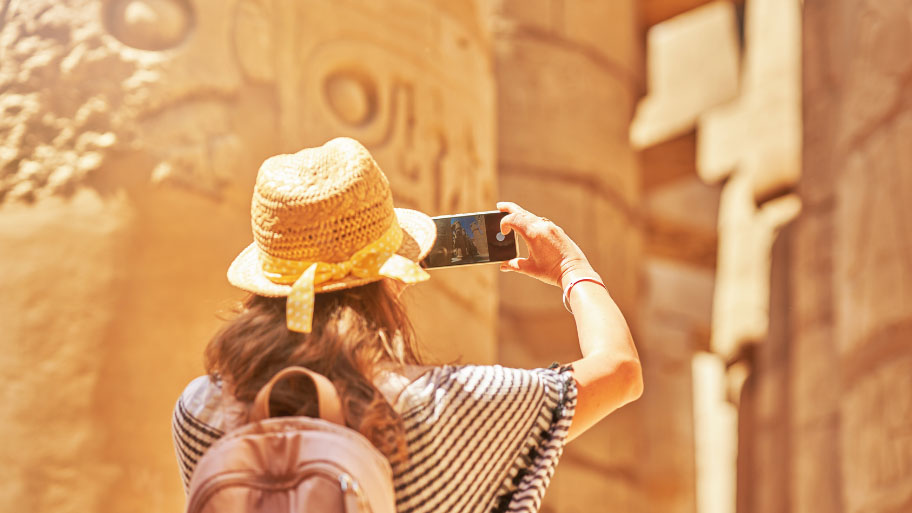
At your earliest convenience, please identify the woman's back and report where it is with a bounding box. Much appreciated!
[172,137,642,512]
[173,364,576,513]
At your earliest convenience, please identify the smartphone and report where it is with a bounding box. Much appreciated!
[420,210,518,269]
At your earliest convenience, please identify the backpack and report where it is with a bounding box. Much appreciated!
[185,367,397,513]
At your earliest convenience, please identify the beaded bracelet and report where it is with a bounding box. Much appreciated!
[562,277,608,314]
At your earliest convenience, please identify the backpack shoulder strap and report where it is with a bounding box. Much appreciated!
[250,366,345,425]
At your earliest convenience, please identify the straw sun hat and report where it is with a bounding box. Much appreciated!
[227,137,436,333]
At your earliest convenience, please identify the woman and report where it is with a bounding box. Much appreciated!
[172,137,642,513]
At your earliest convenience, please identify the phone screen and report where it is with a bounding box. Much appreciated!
[420,211,518,268]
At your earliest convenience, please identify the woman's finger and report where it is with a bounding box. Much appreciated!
[500,256,528,273]
[497,201,524,214]
[500,212,514,234]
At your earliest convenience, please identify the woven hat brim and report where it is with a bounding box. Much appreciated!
[227,208,436,297]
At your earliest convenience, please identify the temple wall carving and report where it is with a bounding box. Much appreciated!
[0,1,495,511]
[2,1,909,512]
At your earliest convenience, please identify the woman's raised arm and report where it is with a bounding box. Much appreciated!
[498,201,643,442]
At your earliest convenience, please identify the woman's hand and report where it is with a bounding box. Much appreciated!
[498,201,642,443]
[497,201,594,287]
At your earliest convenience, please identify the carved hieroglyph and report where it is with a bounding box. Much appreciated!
[0,1,495,512]
[0,0,494,211]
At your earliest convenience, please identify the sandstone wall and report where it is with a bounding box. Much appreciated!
[738,1,912,513]
[787,1,912,512]
[486,1,650,512]
[0,1,496,511]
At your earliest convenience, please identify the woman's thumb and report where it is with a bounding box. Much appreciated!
[500,257,527,273]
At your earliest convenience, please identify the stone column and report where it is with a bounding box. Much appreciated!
[486,1,644,511]
[790,1,912,513]
[0,1,495,511]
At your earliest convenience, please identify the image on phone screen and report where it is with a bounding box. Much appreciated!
[421,211,518,269]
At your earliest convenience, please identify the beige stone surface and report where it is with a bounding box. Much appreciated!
[639,258,715,359]
[0,1,497,511]
[630,1,740,148]
[790,421,844,513]
[841,355,912,513]
[692,352,737,513]
[711,174,800,359]
[834,111,912,358]
[494,35,639,204]
[488,0,640,79]
[644,177,719,270]
[833,0,912,150]
[0,190,131,512]
[544,458,643,513]
[645,174,721,236]
[640,0,739,28]
[560,0,640,77]
[735,2,912,512]
[636,352,698,513]
[489,3,648,512]
[697,0,802,204]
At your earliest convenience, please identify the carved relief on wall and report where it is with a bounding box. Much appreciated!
[1,0,494,212]
[0,0,255,201]
[228,0,494,215]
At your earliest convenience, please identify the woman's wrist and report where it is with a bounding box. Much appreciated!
[561,275,608,313]
[559,262,599,289]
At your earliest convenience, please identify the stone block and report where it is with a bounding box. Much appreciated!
[560,0,640,75]
[640,132,698,193]
[636,354,698,513]
[545,458,641,513]
[835,0,912,149]
[800,79,838,208]
[0,2,499,512]
[631,1,740,148]
[739,366,790,513]
[403,265,498,365]
[637,316,699,368]
[790,325,842,429]
[788,208,834,331]
[488,0,554,32]
[497,171,639,315]
[561,401,646,477]
[790,421,844,513]
[697,0,802,204]
[840,355,912,513]
[646,174,721,235]
[710,174,801,358]
[692,352,738,513]
[640,258,715,337]
[834,111,912,358]
[593,194,642,317]
[495,35,638,204]
[0,190,129,512]
[497,306,580,368]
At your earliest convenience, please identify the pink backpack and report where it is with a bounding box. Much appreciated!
[185,367,396,513]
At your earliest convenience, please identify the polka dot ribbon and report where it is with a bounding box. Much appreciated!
[258,219,430,333]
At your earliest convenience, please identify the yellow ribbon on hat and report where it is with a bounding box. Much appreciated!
[259,219,429,333]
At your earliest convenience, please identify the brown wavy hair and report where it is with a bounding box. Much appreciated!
[204,280,423,464]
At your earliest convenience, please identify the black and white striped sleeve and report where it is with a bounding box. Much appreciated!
[391,364,577,513]
[171,376,226,491]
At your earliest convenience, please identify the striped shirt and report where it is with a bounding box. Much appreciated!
[172,365,577,513]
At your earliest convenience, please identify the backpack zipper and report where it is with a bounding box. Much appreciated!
[187,460,368,513]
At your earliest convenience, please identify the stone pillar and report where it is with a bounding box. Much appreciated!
[0,1,495,511]
[486,1,644,511]
[790,1,912,513]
